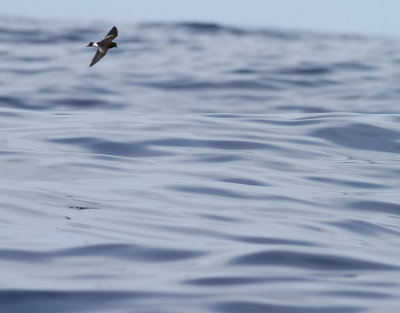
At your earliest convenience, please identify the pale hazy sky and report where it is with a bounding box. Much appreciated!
[3,0,400,37]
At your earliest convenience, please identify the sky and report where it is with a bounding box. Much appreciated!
[3,0,400,38]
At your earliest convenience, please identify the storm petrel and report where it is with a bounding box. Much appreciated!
[87,26,118,67]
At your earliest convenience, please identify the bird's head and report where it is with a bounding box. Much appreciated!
[109,42,117,49]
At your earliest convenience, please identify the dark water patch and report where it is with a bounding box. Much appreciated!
[73,85,118,96]
[232,236,316,247]
[249,117,323,126]
[146,138,273,150]
[0,151,20,155]
[322,289,393,299]
[12,56,52,62]
[0,95,44,110]
[311,123,400,153]
[184,276,303,287]
[221,177,267,186]
[299,113,357,120]
[0,26,41,37]
[66,192,101,210]
[172,185,251,199]
[4,67,67,75]
[191,154,242,163]
[38,86,63,95]
[0,96,25,107]
[0,290,185,313]
[204,113,245,119]
[62,244,205,262]
[257,28,307,40]
[72,161,124,172]
[68,205,99,210]
[289,78,339,88]
[171,185,313,206]
[216,93,276,103]
[333,61,376,72]
[229,68,262,75]
[274,105,332,113]
[178,22,238,34]
[230,250,398,270]
[0,110,20,117]
[1,30,87,44]
[306,176,384,189]
[277,65,332,76]
[142,78,281,91]
[139,21,304,40]
[0,50,10,57]
[0,249,45,262]
[57,33,88,42]
[197,213,243,223]
[49,137,172,158]
[144,22,248,36]
[0,244,205,263]
[328,219,400,236]
[347,201,400,215]
[52,98,123,109]
[215,301,362,313]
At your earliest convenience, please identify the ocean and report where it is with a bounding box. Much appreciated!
[0,17,399,313]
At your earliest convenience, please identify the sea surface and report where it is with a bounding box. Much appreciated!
[0,17,400,313]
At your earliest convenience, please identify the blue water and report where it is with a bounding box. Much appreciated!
[1,17,400,313]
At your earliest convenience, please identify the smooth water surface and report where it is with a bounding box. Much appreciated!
[0,17,400,313]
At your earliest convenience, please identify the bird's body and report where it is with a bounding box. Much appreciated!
[87,26,118,67]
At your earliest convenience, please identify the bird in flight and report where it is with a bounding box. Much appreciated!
[87,26,118,67]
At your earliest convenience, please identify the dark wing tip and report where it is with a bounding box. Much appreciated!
[89,50,105,67]
[106,26,118,38]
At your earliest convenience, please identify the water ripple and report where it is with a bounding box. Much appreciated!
[312,123,400,153]
[49,137,173,158]
[230,250,399,270]
[0,244,205,263]
[214,301,362,313]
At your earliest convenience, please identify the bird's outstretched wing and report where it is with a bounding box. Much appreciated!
[99,26,118,44]
[89,49,107,67]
